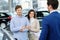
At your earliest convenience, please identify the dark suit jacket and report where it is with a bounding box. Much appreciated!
[39,11,60,40]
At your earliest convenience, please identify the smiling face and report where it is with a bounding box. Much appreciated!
[27,9,36,20]
[15,5,22,16]
[16,8,22,16]
[29,11,35,18]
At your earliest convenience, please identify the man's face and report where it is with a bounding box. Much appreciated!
[16,8,22,16]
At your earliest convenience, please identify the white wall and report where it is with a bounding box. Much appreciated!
[20,0,33,9]
[38,0,60,11]
[38,0,48,11]
[58,0,60,10]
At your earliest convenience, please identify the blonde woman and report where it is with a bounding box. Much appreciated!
[27,9,40,40]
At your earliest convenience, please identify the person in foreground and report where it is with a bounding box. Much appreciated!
[10,5,30,40]
[39,0,60,40]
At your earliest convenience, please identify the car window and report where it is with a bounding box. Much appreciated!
[6,13,11,16]
[42,12,49,16]
[1,13,5,17]
[37,12,44,17]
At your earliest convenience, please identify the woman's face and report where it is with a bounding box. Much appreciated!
[29,11,34,18]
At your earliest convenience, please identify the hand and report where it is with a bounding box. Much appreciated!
[22,26,26,29]
[20,29,23,32]
[26,26,31,30]
[20,26,26,32]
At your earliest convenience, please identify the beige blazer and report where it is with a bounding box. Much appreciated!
[30,19,40,32]
[29,19,40,40]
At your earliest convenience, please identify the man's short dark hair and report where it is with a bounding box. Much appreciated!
[15,5,22,11]
[47,0,59,9]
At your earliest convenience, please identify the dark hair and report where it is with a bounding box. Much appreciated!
[47,0,59,9]
[27,9,36,20]
[15,5,22,11]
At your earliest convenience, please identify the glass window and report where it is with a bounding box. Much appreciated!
[1,13,5,16]
[42,12,49,16]
[0,0,8,11]
[12,0,32,12]
[37,12,44,17]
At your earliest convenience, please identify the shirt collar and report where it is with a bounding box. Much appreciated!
[50,10,58,13]
[16,15,23,18]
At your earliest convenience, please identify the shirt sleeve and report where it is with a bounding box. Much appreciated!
[39,18,48,40]
[26,17,30,26]
[23,17,30,32]
[10,18,21,33]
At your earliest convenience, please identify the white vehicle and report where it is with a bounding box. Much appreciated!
[36,11,49,29]
[0,28,14,40]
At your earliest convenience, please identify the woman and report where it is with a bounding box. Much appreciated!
[27,9,40,40]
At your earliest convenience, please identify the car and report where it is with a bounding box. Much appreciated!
[0,28,14,40]
[36,11,49,30]
[36,11,49,18]
[0,11,11,29]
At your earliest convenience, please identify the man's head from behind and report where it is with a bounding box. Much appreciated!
[47,0,59,12]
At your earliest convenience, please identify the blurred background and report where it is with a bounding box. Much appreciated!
[0,0,60,40]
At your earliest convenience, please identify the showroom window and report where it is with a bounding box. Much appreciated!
[0,0,8,11]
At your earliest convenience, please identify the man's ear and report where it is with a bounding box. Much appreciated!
[49,5,52,9]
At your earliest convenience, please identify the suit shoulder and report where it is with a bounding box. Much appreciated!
[42,14,52,22]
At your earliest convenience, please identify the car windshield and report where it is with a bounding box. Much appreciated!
[42,12,49,16]
[36,11,49,18]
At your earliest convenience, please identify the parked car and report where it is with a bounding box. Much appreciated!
[36,11,49,29]
[36,11,49,18]
[0,11,11,29]
[0,28,14,40]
